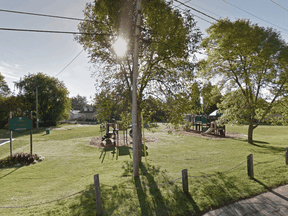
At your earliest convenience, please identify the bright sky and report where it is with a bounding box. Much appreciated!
[1,0,287,103]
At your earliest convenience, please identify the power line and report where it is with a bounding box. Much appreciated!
[173,0,286,52]
[0,27,113,35]
[269,0,288,12]
[173,4,213,24]
[174,0,218,22]
[0,8,94,23]
[55,50,84,77]
[222,0,288,32]
[176,0,222,18]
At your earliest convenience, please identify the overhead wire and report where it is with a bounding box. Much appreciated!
[174,0,218,22]
[175,0,222,18]
[269,0,288,12]
[0,27,114,35]
[172,1,214,24]
[222,0,288,32]
[55,50,84,77]
[0,8,98,23]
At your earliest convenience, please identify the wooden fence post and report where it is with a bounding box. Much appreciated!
[285,148,288,165]
[247,154,254,178]
[182,169,188,194]
[94,174,102,215]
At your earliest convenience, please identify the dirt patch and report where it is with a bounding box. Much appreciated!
[177,129,246,140]
[89,135,157,148]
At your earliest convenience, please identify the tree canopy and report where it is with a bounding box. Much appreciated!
[199,19,288,143]
[76,0,202,142]
[14,73,71,126]
[0,72,10,98]
[71,94,88,110]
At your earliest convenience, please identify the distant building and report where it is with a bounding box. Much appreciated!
[70,110,81,120]
[70,105,97,121]
[78,105,97,121]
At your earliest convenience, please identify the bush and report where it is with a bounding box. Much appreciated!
[0,153,41,168]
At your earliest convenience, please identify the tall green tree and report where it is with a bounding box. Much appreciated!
[71,94,88,110]
[14,73,71,126]
[76,0,202,148]
[199,19,288,143]
[201,82,222,115]
[0,72,10,98]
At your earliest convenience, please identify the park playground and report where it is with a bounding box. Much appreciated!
[0,123,288,215]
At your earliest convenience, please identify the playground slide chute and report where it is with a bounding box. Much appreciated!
[203,127,214,134]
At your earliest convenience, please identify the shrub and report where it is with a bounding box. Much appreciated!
[0,153,41,168]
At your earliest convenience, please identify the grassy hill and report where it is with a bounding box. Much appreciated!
[0,124,287,215]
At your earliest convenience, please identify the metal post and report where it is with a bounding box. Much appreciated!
[132,0,142,177]
[30,111,33,155]
[9,112,12,157]
[36,86,39,132]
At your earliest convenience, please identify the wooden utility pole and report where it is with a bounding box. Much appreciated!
[132,0,142,177]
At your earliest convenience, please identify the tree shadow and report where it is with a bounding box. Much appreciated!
[0,167,20,180]
[253,140,269,145]
[250,143,286,154]
[233,138,285,154]
[68,161,203,215]
[253,178,288,202]
[139,163,170,215]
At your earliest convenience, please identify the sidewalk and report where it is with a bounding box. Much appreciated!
[203,184,288,216]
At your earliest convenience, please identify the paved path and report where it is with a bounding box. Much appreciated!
[0,139,10,147]
[204,184,288,216]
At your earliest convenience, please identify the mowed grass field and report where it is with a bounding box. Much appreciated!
[0,124,288,215]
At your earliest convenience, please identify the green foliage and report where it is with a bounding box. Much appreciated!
[14,73,71,126]
[199,18,288,143]
[201,82,222,114]
[94,90,124,123]
[71,94,88,110]
[0,95,31,129]
[118,111,132,130]
[0,72,10,97]
[76,0,202,130]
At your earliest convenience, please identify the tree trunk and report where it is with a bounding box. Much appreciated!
[248,121,254,144]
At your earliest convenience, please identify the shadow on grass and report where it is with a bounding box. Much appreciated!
[68,161,203,215]
[253,140,269,145]
[253,178,288,202]
[69,161,288,215]
[99,146,132,163]
[233,138,285,154]
[0,167,20,180]
[250,143,286,154]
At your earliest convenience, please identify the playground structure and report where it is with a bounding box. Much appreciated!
[188,110,225,136]
[100,122,130,146]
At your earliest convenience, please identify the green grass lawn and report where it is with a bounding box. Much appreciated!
[0,124,287,215]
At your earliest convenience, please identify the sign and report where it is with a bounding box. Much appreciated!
[9,117,33,132]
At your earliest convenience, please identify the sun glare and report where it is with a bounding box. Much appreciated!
[113,37,127,57]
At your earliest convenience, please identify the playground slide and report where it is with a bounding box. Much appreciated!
[203,127,214,134]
